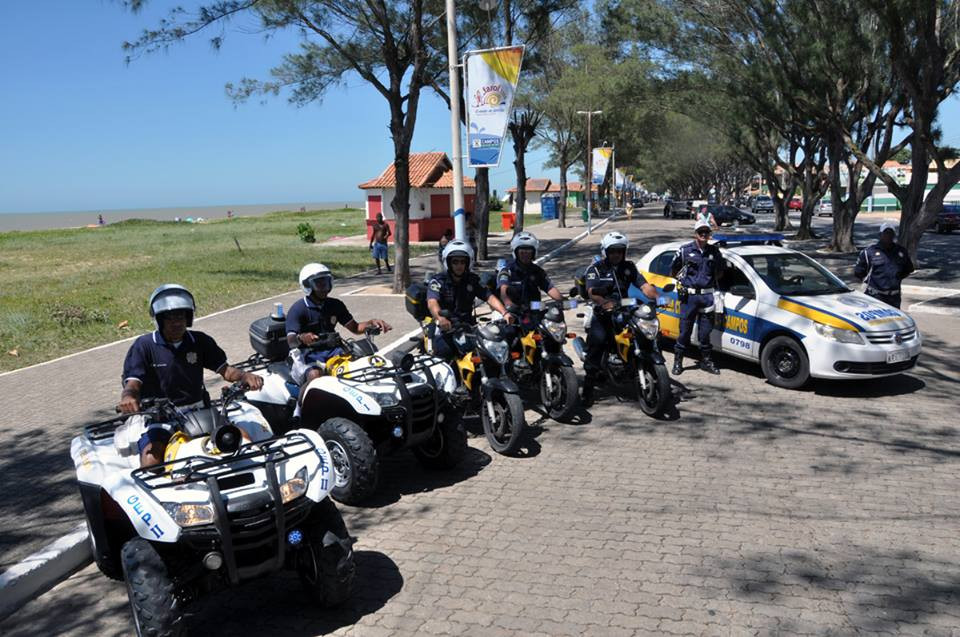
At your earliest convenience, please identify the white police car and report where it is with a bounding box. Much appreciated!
[636,234,922,388]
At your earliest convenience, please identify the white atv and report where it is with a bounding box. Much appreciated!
[241,318,467,505]
[71,384,355,637]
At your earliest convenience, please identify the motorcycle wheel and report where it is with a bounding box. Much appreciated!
[413,403,467,469]
[540,365,580,423]
[481,391,526,456]
[635,360,672,417]
[319,418,379,505]
[296,498,355,607]
[121,538,184,637]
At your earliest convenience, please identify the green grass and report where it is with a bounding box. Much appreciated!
[0,208,430,372]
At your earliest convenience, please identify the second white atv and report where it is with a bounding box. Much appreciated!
[71,384,355,637]
[242,318,468,505]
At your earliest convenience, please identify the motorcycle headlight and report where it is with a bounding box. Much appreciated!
[542,319,567,343]
[481,338,510,363]
[814,322,863,344]
[634,304,655,320]
[163,502,215,527]
[637,318,660,340]
[280,467,308,503]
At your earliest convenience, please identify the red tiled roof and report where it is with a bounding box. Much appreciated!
[358,152,449,189]
[506,178,552,193]
[547,181,594,193]
[433,169,476,189]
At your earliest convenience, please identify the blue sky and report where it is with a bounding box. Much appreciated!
[3,2,960,214]
[0,1,551,214]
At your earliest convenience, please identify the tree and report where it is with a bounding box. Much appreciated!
[508,108,543,233]
[123,0,442,292]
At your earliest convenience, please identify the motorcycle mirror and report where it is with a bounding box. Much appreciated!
[568,287,579,297]
[530,301,542,311]
[662,283,676,293]
[214,424,242,454]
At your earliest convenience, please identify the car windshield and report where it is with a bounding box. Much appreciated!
[741,253,850,296]
[757,196,771,202]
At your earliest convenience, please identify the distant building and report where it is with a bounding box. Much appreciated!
[506,178,552,215]
[545,181,594,209]
[358,152,476,241]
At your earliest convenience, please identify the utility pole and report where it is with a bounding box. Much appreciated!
[577,110,602,233]
[446,0,467,242]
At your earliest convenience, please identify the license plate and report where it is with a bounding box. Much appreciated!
[886,350,909,364]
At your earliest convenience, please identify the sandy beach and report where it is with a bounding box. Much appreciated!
[0,201,363,232]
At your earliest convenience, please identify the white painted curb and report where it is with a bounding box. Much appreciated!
[0,214,615,619]
[0,523,90,621]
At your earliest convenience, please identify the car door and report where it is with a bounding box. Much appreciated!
[708,257,760,360]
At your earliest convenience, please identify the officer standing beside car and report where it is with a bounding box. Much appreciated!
[854,222,914,309]
[670,221,726,375]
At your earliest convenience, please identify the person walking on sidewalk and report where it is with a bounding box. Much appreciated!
[370,213,392,274]
[854,222,914,309]
[670,221,726,375]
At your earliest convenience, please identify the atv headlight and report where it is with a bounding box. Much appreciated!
[280,467,308,503]
[371,392,399,408]
[637,318,660,340]
[163,502,215,527]
[814,322,863,344]
[481,338,510,364]
[542,319,567,343]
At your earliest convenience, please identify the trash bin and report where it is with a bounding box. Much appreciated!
[501,212,516,230]
[581,209,589,222]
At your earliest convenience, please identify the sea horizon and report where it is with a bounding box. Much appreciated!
[0,200,364,232]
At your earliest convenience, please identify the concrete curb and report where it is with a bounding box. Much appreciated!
[0,523,90,621]
[0,213,617,620]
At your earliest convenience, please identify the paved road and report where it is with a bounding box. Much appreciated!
[4,207,960,635]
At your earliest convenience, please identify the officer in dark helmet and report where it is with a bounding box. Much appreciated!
[854,222,914,309]
[670,220,726,375]
[118,284,263,468]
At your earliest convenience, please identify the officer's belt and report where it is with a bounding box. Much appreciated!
[867,287,899,296]
[686,287,715,294]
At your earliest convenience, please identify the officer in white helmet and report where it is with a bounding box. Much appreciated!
[582,231,659,404]
[427,240,513,359]
[497,231,564,307]
[119,284,265,468]
[286,263,393,383]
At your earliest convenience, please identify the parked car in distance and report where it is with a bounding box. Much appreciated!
[752,195,775,214]
[699,204,756,226]
[788,198,802,210]
[663,198,693,219]
[935,204,960,233]
[817,199,833,217]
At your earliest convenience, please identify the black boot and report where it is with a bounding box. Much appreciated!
[672,353,684,376]
[581,374,596,406]
[700,352,720,375]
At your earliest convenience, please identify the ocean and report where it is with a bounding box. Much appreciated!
[0,201,363,232]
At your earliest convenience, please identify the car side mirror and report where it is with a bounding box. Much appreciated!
[729,285,755,299]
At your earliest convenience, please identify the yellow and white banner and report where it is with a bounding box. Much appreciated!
[465,45,525,168]
[592,147,613,185]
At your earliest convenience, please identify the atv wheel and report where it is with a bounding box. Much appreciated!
[413,403,467,469]
[297,498,355,607]
[481,391,526,456]
[319,417,379,505]
[121,538,183,637]
[87,518,124,581]
[540,365,579,423]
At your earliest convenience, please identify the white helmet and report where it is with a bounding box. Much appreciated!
[510,231,540,259]
[299,263,333,295]
[148,284,196,329]
[600,231,629,258]
[441,239,474,270]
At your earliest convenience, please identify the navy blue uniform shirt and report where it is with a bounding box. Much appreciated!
[670,241,724,290]
[427,271,492,324]
[286,296,354,343]
[585,259,646,301]
[122,330,227,405]
[854,242,914,293]
[497,259,554,305]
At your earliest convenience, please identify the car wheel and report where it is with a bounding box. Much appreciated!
[760,336,810,389]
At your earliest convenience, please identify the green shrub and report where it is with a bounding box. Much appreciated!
[297,222,316,243]
[489,196,503,211]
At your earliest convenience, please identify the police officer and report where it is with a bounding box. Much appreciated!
[118,284,265,468]
[582,231,659,404]
[497,231,564,306]
[854,222,914,309]
[286,263,393,384]
[427,239,512,359]
[670,220,726,375]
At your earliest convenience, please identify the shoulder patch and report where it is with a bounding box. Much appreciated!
[429,280,442,292]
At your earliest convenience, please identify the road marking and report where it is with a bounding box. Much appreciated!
[908,290,960,317]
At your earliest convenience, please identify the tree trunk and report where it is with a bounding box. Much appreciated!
[514,148,526,234]
[475,167,490,259]
[391,152,412,293]
[558,161,569,228]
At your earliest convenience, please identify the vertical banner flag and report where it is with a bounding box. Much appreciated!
[615,169,626,191]
[465,45,525,168]
[592,147,613,185]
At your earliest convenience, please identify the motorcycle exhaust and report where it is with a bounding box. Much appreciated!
[571,336,586,362]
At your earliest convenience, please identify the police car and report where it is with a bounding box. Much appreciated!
[635,234,922,388]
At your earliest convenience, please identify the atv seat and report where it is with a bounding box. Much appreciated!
[267,362,294,385]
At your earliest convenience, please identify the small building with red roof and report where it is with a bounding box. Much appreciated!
[358,152,476,241]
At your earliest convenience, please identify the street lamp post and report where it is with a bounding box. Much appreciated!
[446,0,467,242]
[577,110,602,233]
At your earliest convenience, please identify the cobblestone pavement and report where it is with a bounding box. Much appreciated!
[3,209,960,635]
